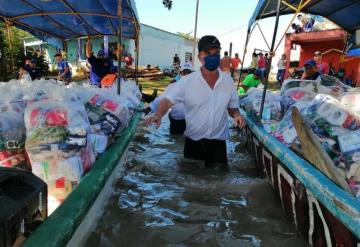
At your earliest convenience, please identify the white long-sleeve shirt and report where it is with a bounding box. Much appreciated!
[149,83,185,120]
[166,70,239,141]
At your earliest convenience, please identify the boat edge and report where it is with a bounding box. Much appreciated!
[22,111,142,247]
[241,110,360,239]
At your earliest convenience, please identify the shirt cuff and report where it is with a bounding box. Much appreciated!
[165,95,176,105]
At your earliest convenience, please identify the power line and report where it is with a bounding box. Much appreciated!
[218,24,247,37]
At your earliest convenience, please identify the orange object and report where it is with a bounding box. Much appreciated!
[101,74,117,88]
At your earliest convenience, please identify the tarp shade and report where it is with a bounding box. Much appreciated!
[249,0,360,34]
[348,48,360,57]
[0,0,140,47]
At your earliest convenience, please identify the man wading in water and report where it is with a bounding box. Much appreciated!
[146,35,245,168]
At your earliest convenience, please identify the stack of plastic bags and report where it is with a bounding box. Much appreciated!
[240,75,360,196]
[0,82,29,170]
[24,88,94,204]
[0,79,141,208]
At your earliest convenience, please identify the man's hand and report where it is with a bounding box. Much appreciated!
[233,115,246,129]
[145,114,162,129]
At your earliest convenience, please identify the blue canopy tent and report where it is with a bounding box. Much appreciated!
[0,0,141,94]
[248,0,360,35]
[239,0,360,121]
[348,48,360,57]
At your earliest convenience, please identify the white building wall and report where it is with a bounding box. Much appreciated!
[138,24,196,70]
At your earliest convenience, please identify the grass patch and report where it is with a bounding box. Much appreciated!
[138,76,173,94]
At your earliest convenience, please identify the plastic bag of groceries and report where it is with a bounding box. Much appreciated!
[281,83,316,114]
[301,94,360,133]
[25,98,94,203]
[240,88,282,121]
[0,82,29,113]
[272,101,311,146]
[0,111,28,169]
[337,130,360,196]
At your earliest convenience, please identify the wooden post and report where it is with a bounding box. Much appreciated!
[117,0,122,95]
[5,22,15,75]
[135,29,140,85]
[192,0,200,66]
[229,42,233,58]
[258,0,282,123]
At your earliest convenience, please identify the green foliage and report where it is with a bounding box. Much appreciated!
[176,32,195,41]
[0,24,49,81]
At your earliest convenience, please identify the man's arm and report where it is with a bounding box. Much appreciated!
[60,64,70,78]
[228,85,246,128]
[145,98,173,128]
[228,108,241,118]
[228,108,245,129]
[86,36,92,58]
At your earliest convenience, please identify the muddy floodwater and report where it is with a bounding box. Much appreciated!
[85,115,307,247]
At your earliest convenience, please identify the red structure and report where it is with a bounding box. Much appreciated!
[284,29,360,86]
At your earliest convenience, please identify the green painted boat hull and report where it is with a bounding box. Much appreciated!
[23,111,142,247]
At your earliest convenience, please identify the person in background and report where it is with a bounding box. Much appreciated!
[277,54,287,85]
[265,53,271,77]
[124,54,134,67]
[146,35,245,168]
[313,51,329,75]
[24,59,41,80]
[301,59,321,80]
[121,44,128,60]
[173,54,181,71]
[265,53,271,67]
[142,63,194,135]
[86,36,114,87]
[249,52,258,74]
[220,51,231,74]
[230,53,241,78]
[258,52,267,83]
[54,53,72,85]
[238,69,262,95]
[19,65,32,84]
[291,23,303,33]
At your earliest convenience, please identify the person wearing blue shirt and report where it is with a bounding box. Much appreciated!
[301,59,321,80]
[86,36,114,87]
[54,53,72,85]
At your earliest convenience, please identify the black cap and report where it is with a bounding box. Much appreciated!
[198,35,221,52]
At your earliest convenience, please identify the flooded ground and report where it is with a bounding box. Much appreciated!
[85,115,307,247]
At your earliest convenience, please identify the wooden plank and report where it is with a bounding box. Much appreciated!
[291,107,353,194]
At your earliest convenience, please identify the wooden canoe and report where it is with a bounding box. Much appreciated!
[241,110,360,246]
[22,111,142,247]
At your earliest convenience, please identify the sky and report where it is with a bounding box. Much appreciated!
[134,0,294,67]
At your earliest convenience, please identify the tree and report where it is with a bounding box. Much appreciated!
[0,24,49,81]
[162,0,172,10]
[0,24,27,81]
[176,32,195,41]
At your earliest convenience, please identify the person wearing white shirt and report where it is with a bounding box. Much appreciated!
[277,54,287,85]
[19,66,32,84]
[146,35,245,168]
[143,63,194,135]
